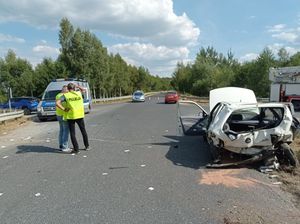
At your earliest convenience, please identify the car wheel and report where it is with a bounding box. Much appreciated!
[23,108,31,115]
[38,117,47,122]
[281,143,299,167]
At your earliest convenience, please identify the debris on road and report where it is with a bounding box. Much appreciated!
[102,173,108,176]
[124,149,130,153]
[35,193,41,197]
[83,155,87,158]
[2,156,8,159]
[272,182,282,185]
[45,139,50,143]
[0,193,3,196]
[140,164,146,167]
[1,146,6,149]
[9,139,14,142]
[147,146,152,149]
[23,136,32,141]
[148,187,154,191]
[268,174,279,179]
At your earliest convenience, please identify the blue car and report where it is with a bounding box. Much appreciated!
[1,97,39,115]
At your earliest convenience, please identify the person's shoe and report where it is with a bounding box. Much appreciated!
[72,149,80,154]
[62,148,72,153]
[85,146,90,151]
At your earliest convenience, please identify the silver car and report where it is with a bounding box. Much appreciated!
[132,91,145,102]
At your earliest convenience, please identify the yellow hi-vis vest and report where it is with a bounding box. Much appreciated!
[56,93,66,116]
[64,91,84,120]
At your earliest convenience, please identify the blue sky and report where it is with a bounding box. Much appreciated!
[0,0,300,77]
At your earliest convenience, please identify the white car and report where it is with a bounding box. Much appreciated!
[179,87,300,167]
[132,91,145,102]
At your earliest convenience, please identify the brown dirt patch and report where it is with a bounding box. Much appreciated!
[0,117,30,135]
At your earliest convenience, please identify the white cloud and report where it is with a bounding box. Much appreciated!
[272,32,298,43]
[267,43,300,56]
[267,24,286,33]
[0,0,200,47]
[109,42,190,76]
[239,53,259,63]
[32,44,59,57]
[0,33,25,43]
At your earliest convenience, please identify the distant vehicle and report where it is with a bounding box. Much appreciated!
[165,91,179,104]
[37,78,92,121]
[269,66,300,111]
[179,87,300,168]
[132,91,145,102]
[0,97,39,115]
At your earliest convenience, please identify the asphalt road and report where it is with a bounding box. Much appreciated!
[0,94,299,224]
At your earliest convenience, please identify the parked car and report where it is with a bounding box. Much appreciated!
[178,87,300,168]
[0,97,39,115]
[132,90,145,102]
[165,91,179,104]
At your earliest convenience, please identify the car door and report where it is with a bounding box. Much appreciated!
[178,100,209,135]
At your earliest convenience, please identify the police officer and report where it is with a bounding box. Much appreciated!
[55,85,71,153]
[56,83,89,154]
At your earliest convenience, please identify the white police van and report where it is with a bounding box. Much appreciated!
[37,78,92,121]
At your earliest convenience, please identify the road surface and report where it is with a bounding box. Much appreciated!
[0,94,299,224]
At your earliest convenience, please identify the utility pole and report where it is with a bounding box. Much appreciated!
[8,87,12,112]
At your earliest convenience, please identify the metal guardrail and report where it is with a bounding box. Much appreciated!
[0,111,24,123]
[92,92,159,103]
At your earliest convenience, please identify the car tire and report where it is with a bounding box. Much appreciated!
[281,143,299,167]
[23,108,31,115]
[38,117,47,122]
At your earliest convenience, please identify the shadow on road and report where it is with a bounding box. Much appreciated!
[152,135,212,169]
[16,145,61,154]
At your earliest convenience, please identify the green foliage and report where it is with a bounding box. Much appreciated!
[172,46,298,97]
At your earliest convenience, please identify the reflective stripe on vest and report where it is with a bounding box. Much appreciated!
[56,93,65,116]
[64,91,84,119]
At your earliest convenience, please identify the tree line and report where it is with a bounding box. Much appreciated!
[171,47,300,97]
[0,18,171,102]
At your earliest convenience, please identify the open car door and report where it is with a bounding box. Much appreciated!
[178,100,208,136]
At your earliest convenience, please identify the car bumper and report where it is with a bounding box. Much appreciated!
[132,98,145,102]
[37,111,56,118]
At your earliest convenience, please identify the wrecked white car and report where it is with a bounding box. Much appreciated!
[179,87,300,168]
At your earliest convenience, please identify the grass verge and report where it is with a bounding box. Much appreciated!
[278,137,300,207]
